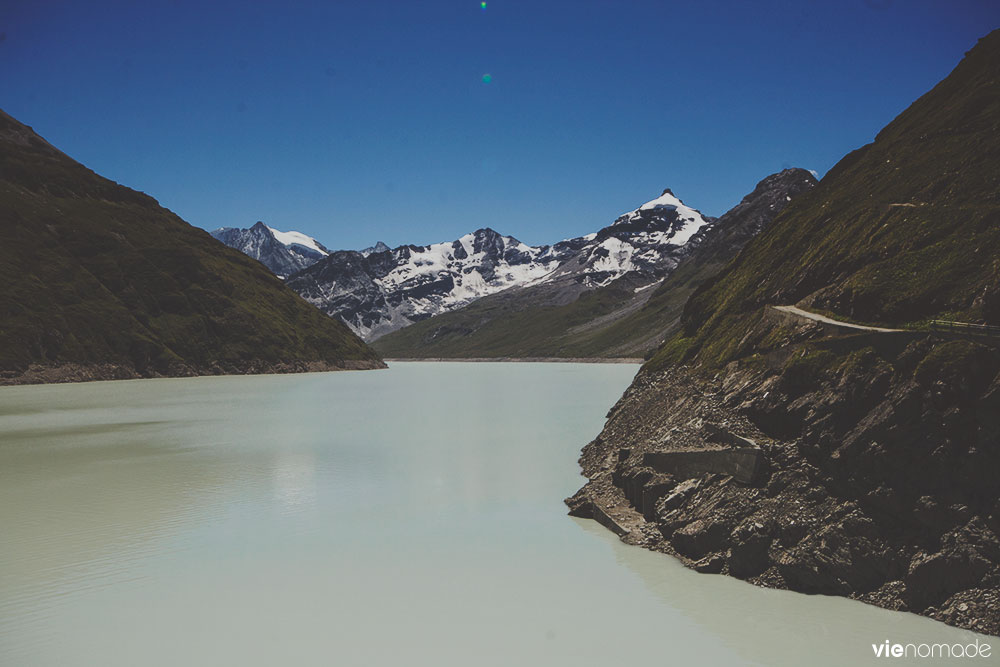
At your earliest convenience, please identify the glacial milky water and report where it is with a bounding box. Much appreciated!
[0,362,991,666]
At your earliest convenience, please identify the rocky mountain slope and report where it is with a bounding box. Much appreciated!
[284,228,584,339]
[0,109,384,385]
[211,221,329,278]
[568,30,1000,635]
[286,193,712,341]
[374,170,815,359]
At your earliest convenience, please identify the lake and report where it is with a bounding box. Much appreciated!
[0,362,989,665]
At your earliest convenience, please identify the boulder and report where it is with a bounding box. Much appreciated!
[671,519,731,559]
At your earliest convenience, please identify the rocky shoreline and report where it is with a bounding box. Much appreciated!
[0,358,387,387]
[567,315,1000,637]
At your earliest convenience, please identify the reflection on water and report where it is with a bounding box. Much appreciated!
[0,364,990,666]
[272,450,317,512]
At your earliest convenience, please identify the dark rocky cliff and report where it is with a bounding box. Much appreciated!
[568,31,1000,636]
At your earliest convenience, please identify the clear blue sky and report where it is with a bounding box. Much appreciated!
[2,1,997,249]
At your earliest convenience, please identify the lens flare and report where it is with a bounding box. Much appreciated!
[482,73,492,83]
[480,2,487,10]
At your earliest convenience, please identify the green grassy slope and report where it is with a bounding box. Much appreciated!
[373,261,713,360]
[0,110,382,379]
[650,29,1000,371]
[373,273,653,359]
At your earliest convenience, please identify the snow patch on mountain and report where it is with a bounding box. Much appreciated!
[218,187,713,340]
[616,188,710,247]
[266,226,328,256]
[210,221,329,278]
[286,228,577,340]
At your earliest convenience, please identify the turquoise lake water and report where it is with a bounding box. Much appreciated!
[0,362,988,665]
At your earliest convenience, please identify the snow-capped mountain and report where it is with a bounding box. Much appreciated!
[282,188,712,340]
[285,228,590,340]
[360,241,391,257]
[534,188,713,290]
[211,221,329,278]
[371,169,817,359]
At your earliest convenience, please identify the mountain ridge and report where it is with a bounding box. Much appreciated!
[210,222,329,278]
[374,168,816,359]
[0,108,384,385]
[568,29,1000,635]
[273,189,712,340]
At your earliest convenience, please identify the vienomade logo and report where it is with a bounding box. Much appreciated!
[871,639,992,659]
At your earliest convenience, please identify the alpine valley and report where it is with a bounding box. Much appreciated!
[4,5,1000,665]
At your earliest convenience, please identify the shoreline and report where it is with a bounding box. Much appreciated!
[571,485,1000,641]
[0,359,387,387]
[569,350,1000,637]
[384,357,644,364]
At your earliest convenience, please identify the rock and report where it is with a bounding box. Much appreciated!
[945,516,1000,561]
[728,521,774,578]
[693,554,726,574]
[907,550,991,610]
[656,478,700,515]
[930,589,1000,636]
[776,518,895,595]
[856,580,909,612]
[564,491,594,518]
[671,519,731,559]
[640,475,676,521]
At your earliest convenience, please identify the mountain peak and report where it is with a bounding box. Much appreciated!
[211,222,329,278]
[472,227,501,238]
[740,168,818,204]
[361,241,391,256]
[639,189,690,212]
[608,188,710,249]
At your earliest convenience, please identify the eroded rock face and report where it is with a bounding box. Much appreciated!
[568,319,1000,636]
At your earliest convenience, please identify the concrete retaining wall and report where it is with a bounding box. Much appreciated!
[643,447,764,484]
[591,502,630,537]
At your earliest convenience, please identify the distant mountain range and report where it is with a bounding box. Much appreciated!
[215,189,716,341]
[0,109,383,385]
[210,222,329,278]
[287,228,585,340]
[373,170,817,359]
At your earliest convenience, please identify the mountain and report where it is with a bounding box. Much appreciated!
[568,30,1000,635]
[541,188,715,288]
[284,228,586,340]
[285,192,714,342]
[373,170,815,359]
[216,188,714,343]
[211,221,329,278]
[361,241,390,256]
[0,109,384,385]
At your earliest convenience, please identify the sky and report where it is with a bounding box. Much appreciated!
[2,1,998,249]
